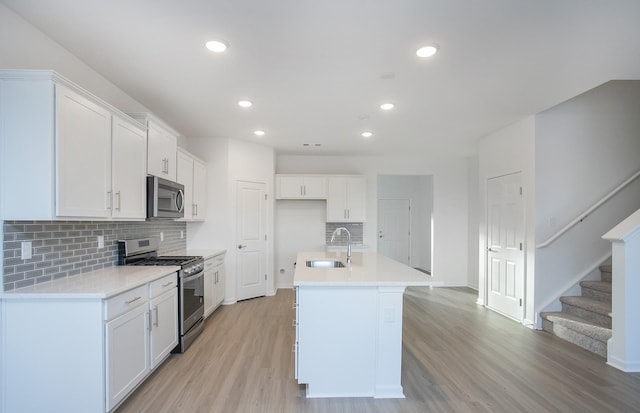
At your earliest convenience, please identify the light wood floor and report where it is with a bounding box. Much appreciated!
[116,287,640,413]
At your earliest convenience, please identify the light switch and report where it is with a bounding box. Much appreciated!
[21,241,32,260]
[97,236,104,249]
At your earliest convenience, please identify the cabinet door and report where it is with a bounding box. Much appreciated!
[192,159,207,220]
[203,261,215,317]
[176,150,194,220]
[112,115,147,219]
[213,262,225,307]
[277,176,305,198]
[302,176,327,198]
[150,289,179,368]
[105,303,150,411]
[56,85,112,218]
[147,121,177,181]
[326,177,348,222]
[345,176,367,222]
[327,177,366,222]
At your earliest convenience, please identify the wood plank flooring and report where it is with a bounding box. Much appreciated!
[116,287,640,413]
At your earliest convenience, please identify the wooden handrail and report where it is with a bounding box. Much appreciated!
[536,169,640,249]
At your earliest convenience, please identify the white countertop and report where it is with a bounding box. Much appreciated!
[186,248,226,260]
[294,251,440,287]
[0,265,180,299]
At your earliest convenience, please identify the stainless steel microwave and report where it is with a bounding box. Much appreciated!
[147,176,185,219]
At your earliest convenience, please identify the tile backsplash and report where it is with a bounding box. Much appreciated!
[325,222,363,245]
[3,220,187,291]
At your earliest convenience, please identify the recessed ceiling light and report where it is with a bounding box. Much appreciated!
[237,100,253,108]
[205,40,228,53]
[254,130,265,136]
[361,131,373,138]
[416,44,438,58]
[380,103,395,110]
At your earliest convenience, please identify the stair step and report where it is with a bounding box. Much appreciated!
[600,265,612,282]
[541,311,611,358]
[560,296,611,328]
[580,280,612,302]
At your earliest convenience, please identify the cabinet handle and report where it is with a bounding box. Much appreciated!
[125,296,142,304]
[292,344,296,353]
[106,191,113,210]
[154,306,159,327]
[115,191,121,211]
[292,320,298,327]
[303,185,306,196]
[161,281,173,287]
[347,209,350,219]
[148,310,152,331]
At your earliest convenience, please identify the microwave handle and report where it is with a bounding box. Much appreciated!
[176,189,185,213]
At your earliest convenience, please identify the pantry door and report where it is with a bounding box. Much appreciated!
[486,172,524,321]
[236,179,267,301]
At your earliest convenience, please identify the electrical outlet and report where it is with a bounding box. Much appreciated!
[97,235,104,249]
[21,241,32,260]
[180,230,184,239]
[160,232,164,242]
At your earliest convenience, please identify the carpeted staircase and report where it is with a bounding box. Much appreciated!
[540,265,612,358]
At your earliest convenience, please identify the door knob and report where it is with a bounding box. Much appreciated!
[238,244,248,249]
[488,248,498,252]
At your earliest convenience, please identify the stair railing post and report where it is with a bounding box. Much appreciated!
[602,208,640,372]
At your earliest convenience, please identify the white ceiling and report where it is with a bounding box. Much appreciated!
[2,0,640,157]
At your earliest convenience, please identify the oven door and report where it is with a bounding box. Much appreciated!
[181,270,205,335]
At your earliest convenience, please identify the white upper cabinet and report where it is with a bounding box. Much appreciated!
[0,70,147,221]
[132,114,178,182]
[326,176,367,222]
[55,85,112,218]
[176,148,207,221]
[111,115,148,219]
[192,158,208,220]
[276,175,327,199]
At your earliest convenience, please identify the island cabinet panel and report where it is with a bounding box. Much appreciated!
[297,286,378,397]
[293,251,437,399]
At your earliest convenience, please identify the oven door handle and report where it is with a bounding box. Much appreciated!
[182,271,203,283]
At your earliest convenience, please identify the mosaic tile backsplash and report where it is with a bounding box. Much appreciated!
[325,222,363,245]
[3,220,187,291]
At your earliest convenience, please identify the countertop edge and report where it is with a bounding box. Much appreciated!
[0,266,180,299]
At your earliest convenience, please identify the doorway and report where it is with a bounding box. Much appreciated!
[378,198,411,265]
[486,172,524,321]
[236,179,267,301]
[377,175,432,272]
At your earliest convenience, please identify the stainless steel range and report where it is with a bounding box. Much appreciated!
[118,238,204,353]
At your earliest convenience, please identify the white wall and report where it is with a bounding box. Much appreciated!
[377,175,433,271]
[0,4,148,116]
[187,137,276,302]
[478,116,536,325]
[534,80,640,318]
[277,154,470,287]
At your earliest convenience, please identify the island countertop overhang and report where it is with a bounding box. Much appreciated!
[294,251,439,287]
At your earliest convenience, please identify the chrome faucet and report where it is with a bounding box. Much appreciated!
[330,227,352,263]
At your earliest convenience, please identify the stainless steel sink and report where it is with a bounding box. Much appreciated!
[306,259,345,268]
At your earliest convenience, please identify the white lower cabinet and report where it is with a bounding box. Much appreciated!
[204,252,226,317]
[106,303,150,411]
[105,273,177,411]
[0,271,177,413]
[149,280,179,368]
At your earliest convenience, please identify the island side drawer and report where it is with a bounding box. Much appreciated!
[104,284,149,320]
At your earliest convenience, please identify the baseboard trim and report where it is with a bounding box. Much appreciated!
[607,355,640,372]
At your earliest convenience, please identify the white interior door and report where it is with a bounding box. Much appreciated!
[486,172,524,321]
[236,180,267,301]
[378,198,411,265]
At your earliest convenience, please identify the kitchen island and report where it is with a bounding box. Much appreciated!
[293,251,439,399]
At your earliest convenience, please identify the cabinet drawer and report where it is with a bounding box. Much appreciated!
[149,273,177,298]
[205,254,225,269]
[105,285,149,321]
